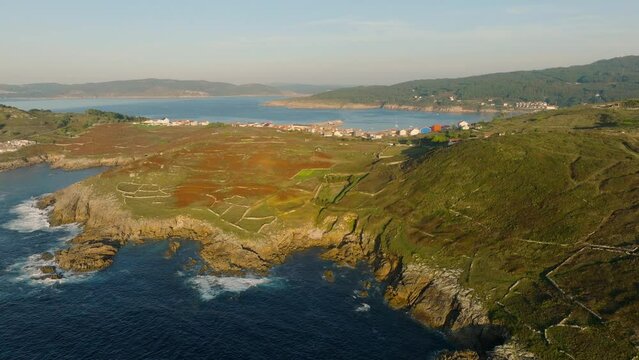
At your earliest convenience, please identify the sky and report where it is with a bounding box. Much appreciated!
[1,0,638,85]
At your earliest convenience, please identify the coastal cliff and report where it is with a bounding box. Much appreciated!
[41,183,525,357]
[17,102,638,359]
[0,153,136,173]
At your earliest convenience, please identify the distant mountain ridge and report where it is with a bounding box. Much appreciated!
[268,56,639,110]
[0,79,285,98]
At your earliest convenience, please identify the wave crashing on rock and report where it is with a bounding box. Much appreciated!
[2,198,52,233]
[3,196,89,285]
[187,275,274,300]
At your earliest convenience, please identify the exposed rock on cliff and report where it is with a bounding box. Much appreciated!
[44,182,519,356]
[0,153,134,173]
[45,183,354,275]
[385,263,489,330]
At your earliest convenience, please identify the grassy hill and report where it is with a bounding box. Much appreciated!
[330,102,639,359]
[0,79,284,98]
[270,56,639,110]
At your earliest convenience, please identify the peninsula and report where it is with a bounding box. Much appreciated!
[1,101,638,359]
[267,56,639,113]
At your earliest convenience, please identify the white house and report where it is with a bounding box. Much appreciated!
[458,121,470,130]
[409,128,420,136]
[399,129,408,136]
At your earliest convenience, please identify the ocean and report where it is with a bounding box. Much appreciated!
[0,165,452,359]
[0,96,491,131]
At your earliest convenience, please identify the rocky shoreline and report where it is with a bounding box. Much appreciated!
[36,182,533,359]
[0,153,136,173]
[264,99,502,114]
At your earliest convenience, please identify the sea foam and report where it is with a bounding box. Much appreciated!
[2,198,51,232]
[7,241,93,286]
[3,196,87,285]
[2,196,81,234]
[188,275,273,300]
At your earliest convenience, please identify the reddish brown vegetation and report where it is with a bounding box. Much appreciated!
[171,139,332,208]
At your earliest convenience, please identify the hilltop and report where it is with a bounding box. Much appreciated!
[1,102,638,359]
[0,79,285,99]
[268,56,639,112]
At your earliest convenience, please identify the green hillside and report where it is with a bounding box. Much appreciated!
[0,79,283,98]
[278,56,639,109]
[331,102,639,359]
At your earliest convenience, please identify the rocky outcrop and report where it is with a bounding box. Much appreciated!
[487,344,537,360]
[0,153,134,172]
[384,264,489,330]
[49,155,134,170]
[56,241,119,272]
[437,350,481,360]
[383,262,509,352]
[44,183,356,274]
[164,240,181,258]
[317,218,515,356]
[0,154,52,172]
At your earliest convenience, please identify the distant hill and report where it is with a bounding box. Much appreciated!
[0,79,285,98]
[268,83,350,95]
[268,56,639,111]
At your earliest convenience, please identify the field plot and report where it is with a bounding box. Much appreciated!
[85,125,384,235]
[293,168,331,180]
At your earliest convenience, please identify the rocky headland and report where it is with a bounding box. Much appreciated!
[39,182,522,358]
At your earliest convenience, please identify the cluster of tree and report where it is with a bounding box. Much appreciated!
[84,109,142,122]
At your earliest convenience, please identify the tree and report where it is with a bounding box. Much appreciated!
[596,113,617,128]
[57,115,71,128]
[431,134,448,143]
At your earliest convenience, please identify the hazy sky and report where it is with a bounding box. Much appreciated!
[1,0,638,85]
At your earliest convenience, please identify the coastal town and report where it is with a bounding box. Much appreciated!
[140,118,211,126]
[138,117,479,142]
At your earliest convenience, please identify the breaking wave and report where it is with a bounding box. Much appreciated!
[2,196,87,285]
[2,198,52,232]
[188,275,274,301]
[7,251,93,286]
[355,303,371,312]
[2,196,81,234]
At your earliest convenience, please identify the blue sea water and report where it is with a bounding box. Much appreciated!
[0,165,452,359]
[0,96,491,131]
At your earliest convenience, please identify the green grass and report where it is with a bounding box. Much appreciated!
[292,168,330,180]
